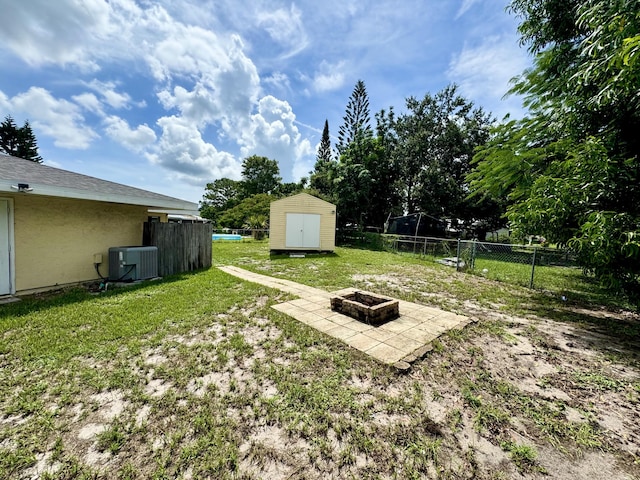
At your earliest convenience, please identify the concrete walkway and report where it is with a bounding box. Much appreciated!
[218,265,472,368]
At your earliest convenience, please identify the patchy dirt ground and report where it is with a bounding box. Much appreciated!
[2,267,639,479]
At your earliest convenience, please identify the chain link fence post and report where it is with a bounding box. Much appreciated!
[456,238,462,271]
[471,239,477,270]
[529,247,537,289]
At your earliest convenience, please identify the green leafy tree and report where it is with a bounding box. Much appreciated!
[332,79,401,229]
[241,155,282,196]
[333,132,374,228]
[334,131,399,229]
[199,178,243,224]
[0,115,43,163]
[389,86,494,225]
[470,0,640,294]
[202,156,306,227]
[218,193,274,229]
[276,180,306,197]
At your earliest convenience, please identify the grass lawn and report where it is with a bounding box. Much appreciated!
[1,239,638,479]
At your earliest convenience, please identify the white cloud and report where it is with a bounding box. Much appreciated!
[241,95,313,180]
[150,27,261,137]
[86,80,132,110]
[0,0,112,68]
[9,87,98,149]
[456,0,481,19]
[0,91,10,112]
[157,84,221,126]
[0,0,266,184]
[103,116,156,153]
[73,81,137,117]
[148,115,241,185]
[147,24,235,81]
[447,34,529,118]
[0,0,527,196]
[263,72,291,93]
[72,93,104,115]
[313,60,346,92]
[256,4,308,58]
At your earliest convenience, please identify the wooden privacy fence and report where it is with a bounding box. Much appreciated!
[143,222,212,277]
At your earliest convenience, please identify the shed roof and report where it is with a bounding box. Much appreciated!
[270,192,335,208]
[0,154,197,212]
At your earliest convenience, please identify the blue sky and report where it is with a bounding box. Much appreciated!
[0,0,530,205]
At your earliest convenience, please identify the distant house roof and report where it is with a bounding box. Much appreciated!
[0,154,197,212]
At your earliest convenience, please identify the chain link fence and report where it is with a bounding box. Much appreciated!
[339,233,580,290]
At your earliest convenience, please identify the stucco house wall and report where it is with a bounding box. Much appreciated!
[269,193,336,252]
[1,154,198,296]
[12,194,148,293]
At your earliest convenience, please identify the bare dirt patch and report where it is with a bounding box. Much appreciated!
[3,267,639,479]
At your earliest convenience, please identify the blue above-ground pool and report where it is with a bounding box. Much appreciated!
[212,233,243,241]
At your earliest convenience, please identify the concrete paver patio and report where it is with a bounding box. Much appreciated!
[218,265,473,368]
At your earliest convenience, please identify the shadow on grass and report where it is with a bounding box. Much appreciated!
[269,252,340,260]
[0,268,207,319]
[521,289,640,348]
[336,241,387,252]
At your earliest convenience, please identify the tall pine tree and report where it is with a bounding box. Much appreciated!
[0,115,43,163]
[317,119,332,162]
[309,119,335,197]
[336,80,372,158]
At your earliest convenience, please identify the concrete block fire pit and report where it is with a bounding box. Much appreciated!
[330,291,400,325]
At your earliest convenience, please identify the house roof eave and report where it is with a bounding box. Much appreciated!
[0,180,197,211]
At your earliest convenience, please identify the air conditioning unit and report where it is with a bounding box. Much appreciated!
[108,246,158,281]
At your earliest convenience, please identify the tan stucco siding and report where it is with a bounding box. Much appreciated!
[12,195,147,293]
[269,193,336,251]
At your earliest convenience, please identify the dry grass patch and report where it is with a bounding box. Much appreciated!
[0,241,638,479]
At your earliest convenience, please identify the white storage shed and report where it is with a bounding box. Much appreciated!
[269,193,336,253]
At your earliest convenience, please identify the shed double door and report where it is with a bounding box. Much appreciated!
[285,213,320,248]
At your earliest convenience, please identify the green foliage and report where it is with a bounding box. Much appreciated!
[208,83,500,235]
[317,119,332,163]
[331,80,391,228]
[0,115,43,163]
[309,119,336,197]
[473,404,509,433]
[572,370,622,391]
[199,178,243,224]
[500,440,539,473]
[318,80,403,229]
[334,133,398,228]
[573,2,640,108]
[389,85,496,224]
[201,155,285,226]
[470,0,640,296]
[97,421,127,454]
[241,155,282,197]
[276,180,305,197]
[244,214,268,229]
[328,83,496,231]
[244,214,268,239]
[218,193,274,229]
[336,79,372,157]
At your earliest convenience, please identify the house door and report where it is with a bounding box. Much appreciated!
[285,213,321,248]
[0,200,11,295]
